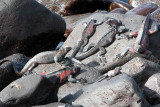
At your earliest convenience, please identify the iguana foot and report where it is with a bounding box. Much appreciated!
[68,76,87,84]
[98,55,107,66]
[62,57,72,67]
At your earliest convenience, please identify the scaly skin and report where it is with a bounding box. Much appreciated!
[43,67,81,84]
[104,14,157,74]
[19,47,71,76]
[71,18,104,58]
[99,52,146,74]
[130,14,151,55]
[75,28,117,60]
[115,14,153,65]
[75,18,125,61]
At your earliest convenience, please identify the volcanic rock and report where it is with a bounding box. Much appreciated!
[143,73,160,105]
[61,73,150,107]
[151,8,160,24]
[0,53,28,91]
[128,0,160,7]
[0,0,66,59]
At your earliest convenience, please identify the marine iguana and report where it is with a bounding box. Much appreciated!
[75,17,127,65]
[19,47,71,76]
[43,66,85,84]
[116,14,154,59]
[99,14,159,74]
[71,18,104,58]
[64,18,104,66]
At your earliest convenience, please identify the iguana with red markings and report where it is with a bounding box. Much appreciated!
[117,14,153,59]
[64,19,104,66]
[75,17,127,65]
[99,14,159,74]
[19,47,71,76]
[43,66,86,84]
[71,18,104,58]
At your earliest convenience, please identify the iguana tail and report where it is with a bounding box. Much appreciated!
[71,39,84,58]
[75,46,99,60]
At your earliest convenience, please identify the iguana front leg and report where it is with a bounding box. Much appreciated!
[68,75,79,83]
[68,75,87,84]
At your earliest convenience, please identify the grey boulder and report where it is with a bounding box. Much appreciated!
[0,0,66,58]
[121,57,160,87]
[143,73,160,105]
[0,53,28,91]
[62,73,150,107]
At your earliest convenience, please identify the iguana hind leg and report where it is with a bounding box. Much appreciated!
[98,47,107,65]
[68,75,87,84]
[79,38,89,52]
[68,75,79,83]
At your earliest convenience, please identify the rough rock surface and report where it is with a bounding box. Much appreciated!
[62,13,160,69]
[0,74,59,107]
[0,53,28,91]
[61,73,150,107]
[152,104,160,107]
[121,57,160,88]
[63,13,92,37]
[0,0,66,59]
[151,8,160,24]
[126,3,158,16]
[128,0,160,7]
[143,73,160,105]
[58,63,101,101]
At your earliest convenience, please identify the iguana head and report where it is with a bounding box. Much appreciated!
[106,17,120,27]
[54,46,71,63]
[72,67,80,74]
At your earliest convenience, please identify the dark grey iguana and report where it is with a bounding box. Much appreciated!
[99,14,160,74]
[75,17,127,65]
[71,18,104,58]
[64,18,104,66]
